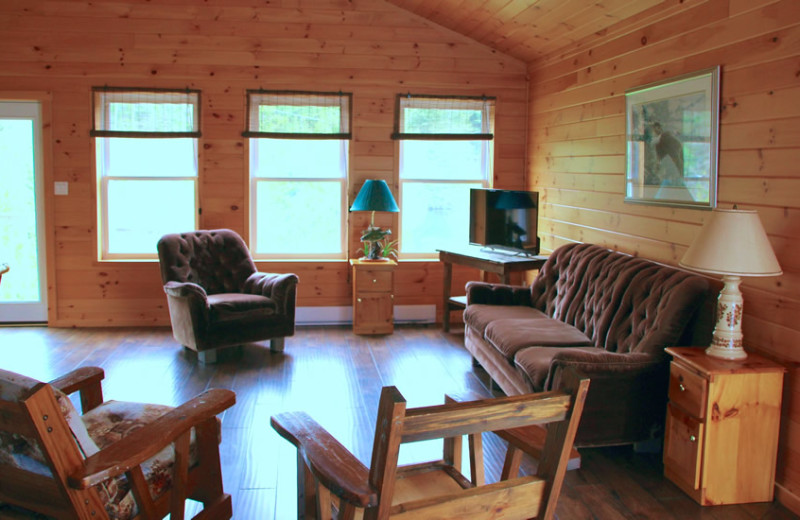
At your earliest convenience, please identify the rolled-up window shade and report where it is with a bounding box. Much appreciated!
[392,94,495,140]
[244,90,352,139]
[91,87,201,138]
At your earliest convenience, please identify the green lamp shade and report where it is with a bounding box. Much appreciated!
[350,180,399,213]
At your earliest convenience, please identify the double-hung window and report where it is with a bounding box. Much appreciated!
[394,94,495,257]
[92,87,200,260]
[245,90,351,259]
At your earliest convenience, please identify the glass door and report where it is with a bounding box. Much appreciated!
[0,100,47,322]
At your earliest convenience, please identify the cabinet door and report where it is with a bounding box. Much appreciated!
[354,294,393,334]
[664,403,704,490]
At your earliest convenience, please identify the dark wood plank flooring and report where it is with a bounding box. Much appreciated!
[0,324,796,519]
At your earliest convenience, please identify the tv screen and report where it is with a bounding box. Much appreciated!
[469,189,539,255]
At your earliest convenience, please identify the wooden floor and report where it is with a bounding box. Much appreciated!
[0,324,797,520]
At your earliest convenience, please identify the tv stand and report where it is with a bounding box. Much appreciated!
[437,246,547,332]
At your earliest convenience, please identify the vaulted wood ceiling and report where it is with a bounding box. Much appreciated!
[385,0,663,63]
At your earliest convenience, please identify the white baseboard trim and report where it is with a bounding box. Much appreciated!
[295,305,436,326]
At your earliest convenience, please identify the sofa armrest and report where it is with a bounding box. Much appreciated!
[244,272,299,315]
[466,281,533,306]
[545,350,664,391]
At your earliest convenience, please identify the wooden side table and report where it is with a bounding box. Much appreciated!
[351,259,396,335]
[437,247,546,332]
[663,347,785,505]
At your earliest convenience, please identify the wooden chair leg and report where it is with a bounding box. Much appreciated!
[468,433,485,486]
[501,446,523,480]
[298,452,316,519]
[315,480,333,520]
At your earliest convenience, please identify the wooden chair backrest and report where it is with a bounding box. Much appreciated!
[0,373,106,518]
[367,368,589,520]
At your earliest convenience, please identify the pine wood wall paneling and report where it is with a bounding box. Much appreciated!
[0,0,527,326]
[527,0,800,510]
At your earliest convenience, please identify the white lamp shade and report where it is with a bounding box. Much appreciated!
[679,209,782,277]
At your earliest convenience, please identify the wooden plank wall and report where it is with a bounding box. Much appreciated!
[526,0,800,510]
[0,0,528,326]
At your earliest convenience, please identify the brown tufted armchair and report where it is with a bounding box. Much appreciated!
[157,229,299,363]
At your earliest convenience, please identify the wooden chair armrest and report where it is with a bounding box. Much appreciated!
[68,388,236,489]
[271,411,376,508]
[49,367,105,412]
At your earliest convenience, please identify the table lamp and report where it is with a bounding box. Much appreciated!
[679,207,782,360]
[349,180,399,261]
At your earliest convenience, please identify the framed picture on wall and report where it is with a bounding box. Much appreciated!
[624,66,720,209]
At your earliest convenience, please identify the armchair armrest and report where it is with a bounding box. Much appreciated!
[244,272,299,315]
[49,367,105,413]
[271,411,376,508]
[466,281,533,307]
[163,281,208,301]
[68,388,236,489]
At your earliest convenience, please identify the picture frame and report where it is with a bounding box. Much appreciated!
[624,66,720,209]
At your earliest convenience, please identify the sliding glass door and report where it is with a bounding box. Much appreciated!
[0,101,47,322]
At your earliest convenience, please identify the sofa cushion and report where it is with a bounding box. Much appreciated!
[208,293,277,323]
[464,304,548,337]
[484,318,592,360]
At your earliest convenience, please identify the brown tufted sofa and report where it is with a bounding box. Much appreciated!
[464,242,715,447]
[157,229,298,362]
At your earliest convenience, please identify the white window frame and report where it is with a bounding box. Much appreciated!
[245,90,351,260]
[92,88,200,261]
[395,95,495,258]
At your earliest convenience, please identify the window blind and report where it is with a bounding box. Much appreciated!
[91,87,201,138]
[243,90,352,139]
[392,94,495,140]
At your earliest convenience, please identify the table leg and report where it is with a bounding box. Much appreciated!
[442,261,453,332]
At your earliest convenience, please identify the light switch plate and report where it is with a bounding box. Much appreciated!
[54,181,68,196]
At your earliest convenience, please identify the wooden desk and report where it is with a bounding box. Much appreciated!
[437,246,547,332]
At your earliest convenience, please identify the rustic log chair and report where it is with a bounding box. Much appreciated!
[0,366,236,520]
[271,368,589,520]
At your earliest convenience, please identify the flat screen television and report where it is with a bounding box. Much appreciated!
[469,188,539,256]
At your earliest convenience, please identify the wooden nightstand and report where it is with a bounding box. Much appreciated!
[351,259,395,335]
[663,347,785,505]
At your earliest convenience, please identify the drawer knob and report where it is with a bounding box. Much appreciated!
[679,383,686,392]
[689,435,697,442]
[357,298,362,303]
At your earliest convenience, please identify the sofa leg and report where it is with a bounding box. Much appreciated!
[198,349,218,364]
[270,337,285,353]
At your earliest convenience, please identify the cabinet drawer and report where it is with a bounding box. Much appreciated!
[664,403,704,490]
[355,270,393,292]
[669,361,707,419]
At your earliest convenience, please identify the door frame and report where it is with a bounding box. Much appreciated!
[0,92,54,324]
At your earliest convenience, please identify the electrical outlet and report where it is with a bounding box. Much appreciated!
[54,182,69,196]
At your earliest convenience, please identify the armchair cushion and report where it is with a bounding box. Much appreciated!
[82,401,203,520]
[208,293,277,323]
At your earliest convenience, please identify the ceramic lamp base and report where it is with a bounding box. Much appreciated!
[705,274,747,361]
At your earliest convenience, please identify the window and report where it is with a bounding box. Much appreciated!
[394,94,494,257]
[92,88,200,260]
[245,90,351,259]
